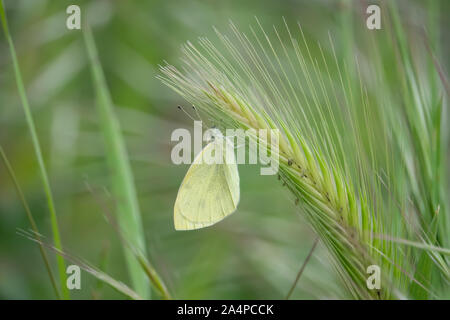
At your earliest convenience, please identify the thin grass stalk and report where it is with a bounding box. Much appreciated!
[0,146,60,299]
[286,237,319,299]
[18,229,142,300]
[91,242,110,299]
[0,1,69,299]
[85,181,172,300]
[83,25,150,299]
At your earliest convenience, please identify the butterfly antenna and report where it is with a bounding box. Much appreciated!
[192,105,203,122]
[177,105,198,122]
[179,104,217,132]
[192,105,216,130]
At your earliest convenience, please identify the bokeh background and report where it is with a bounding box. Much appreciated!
[0,0,448,299]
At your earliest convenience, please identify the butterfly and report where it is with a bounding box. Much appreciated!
[174,129,240,230]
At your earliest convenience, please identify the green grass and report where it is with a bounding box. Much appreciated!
[18,228,143,300]
[0,0,69,299]
[83,25,150,299]
[0,145,60,299]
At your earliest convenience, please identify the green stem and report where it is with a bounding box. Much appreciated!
[0,146,61,299]
[0,0,69,299]
[83,25,150,299]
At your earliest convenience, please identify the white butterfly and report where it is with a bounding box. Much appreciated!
[174,129,240,230]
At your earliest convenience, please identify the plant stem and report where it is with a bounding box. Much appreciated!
[0,0,69,299]
[83,25,150,299]
[286,237,319,299]
[0,146,61,299]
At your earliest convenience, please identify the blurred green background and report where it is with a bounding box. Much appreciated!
[0,0,448,299]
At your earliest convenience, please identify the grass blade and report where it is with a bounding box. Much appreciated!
[83,25,150,299]
[286,237,319,299]
[0,146,60,299]
[18,229,142,300]
[85,181,172,299]
[374,234,450,256]
[0,0,69,299]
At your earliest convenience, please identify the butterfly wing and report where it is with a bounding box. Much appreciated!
[174,139,240,230]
